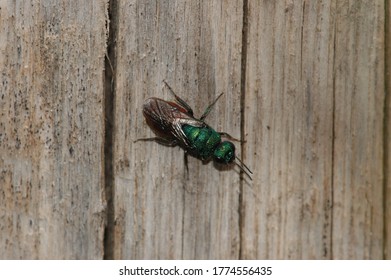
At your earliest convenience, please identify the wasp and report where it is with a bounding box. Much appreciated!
[136,81,252,180]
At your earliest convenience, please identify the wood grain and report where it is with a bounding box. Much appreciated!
[242,0,335,259]
[112,0,244,259]
[332,0,385,259]
[0,1,108,259]
[242,0,386,259]
[0,0,388,260]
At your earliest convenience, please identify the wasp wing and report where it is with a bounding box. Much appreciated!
[142,98,204,146]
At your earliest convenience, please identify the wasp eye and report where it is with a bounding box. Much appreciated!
[214,141,235,164]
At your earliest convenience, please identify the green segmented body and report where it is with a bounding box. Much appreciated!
[182,124,221,160]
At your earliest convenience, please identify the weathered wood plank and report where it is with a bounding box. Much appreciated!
[332,0,385,259]
[242,0,336,259]
[112,0,243,259]
[0,1,108,259]
[242,0,386,259]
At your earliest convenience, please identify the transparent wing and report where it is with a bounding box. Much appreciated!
[142,97,204,147]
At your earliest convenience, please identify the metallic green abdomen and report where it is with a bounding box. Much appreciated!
[182,124,221,160]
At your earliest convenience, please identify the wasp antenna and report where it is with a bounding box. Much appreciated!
[162,80,175,95]
[235,161,253,181]
[235,156,253,174]
[235,157,253,181]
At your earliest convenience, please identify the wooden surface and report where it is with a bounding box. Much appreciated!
[331,0,385,259]
[243,0,386,259]
[0,1,108,259]
[112,0,244,259]
[1,0,389,259]
[242,0,335,259]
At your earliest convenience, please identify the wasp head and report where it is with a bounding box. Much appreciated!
[213,141,235,164]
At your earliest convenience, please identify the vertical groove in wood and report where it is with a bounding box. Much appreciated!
[103,0,118,260]
[238,0,249,260]
[330,8,338,259]
[384,0,391,260]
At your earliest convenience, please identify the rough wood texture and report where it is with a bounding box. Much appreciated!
[112,0,243,259]
[242,0,386,259]
[0,1,108,259]
[242,0,335,259]
[332,0,385,259]
[1,0,389,259]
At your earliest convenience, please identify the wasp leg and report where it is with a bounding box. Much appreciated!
[200,92,224,121]
[134,137,178,146]
[163,80,194,116]
[218,132,243,142]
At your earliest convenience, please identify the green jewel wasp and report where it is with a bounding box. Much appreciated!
[137,81,253,180]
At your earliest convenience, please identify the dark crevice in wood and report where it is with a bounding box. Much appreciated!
[383,0,390,260]
[330,9,338,260]
[300,1,306,82]
[103,0,118,260]
[238,0,248,260]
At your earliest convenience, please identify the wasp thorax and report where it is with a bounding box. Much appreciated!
[214,141,235,164]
